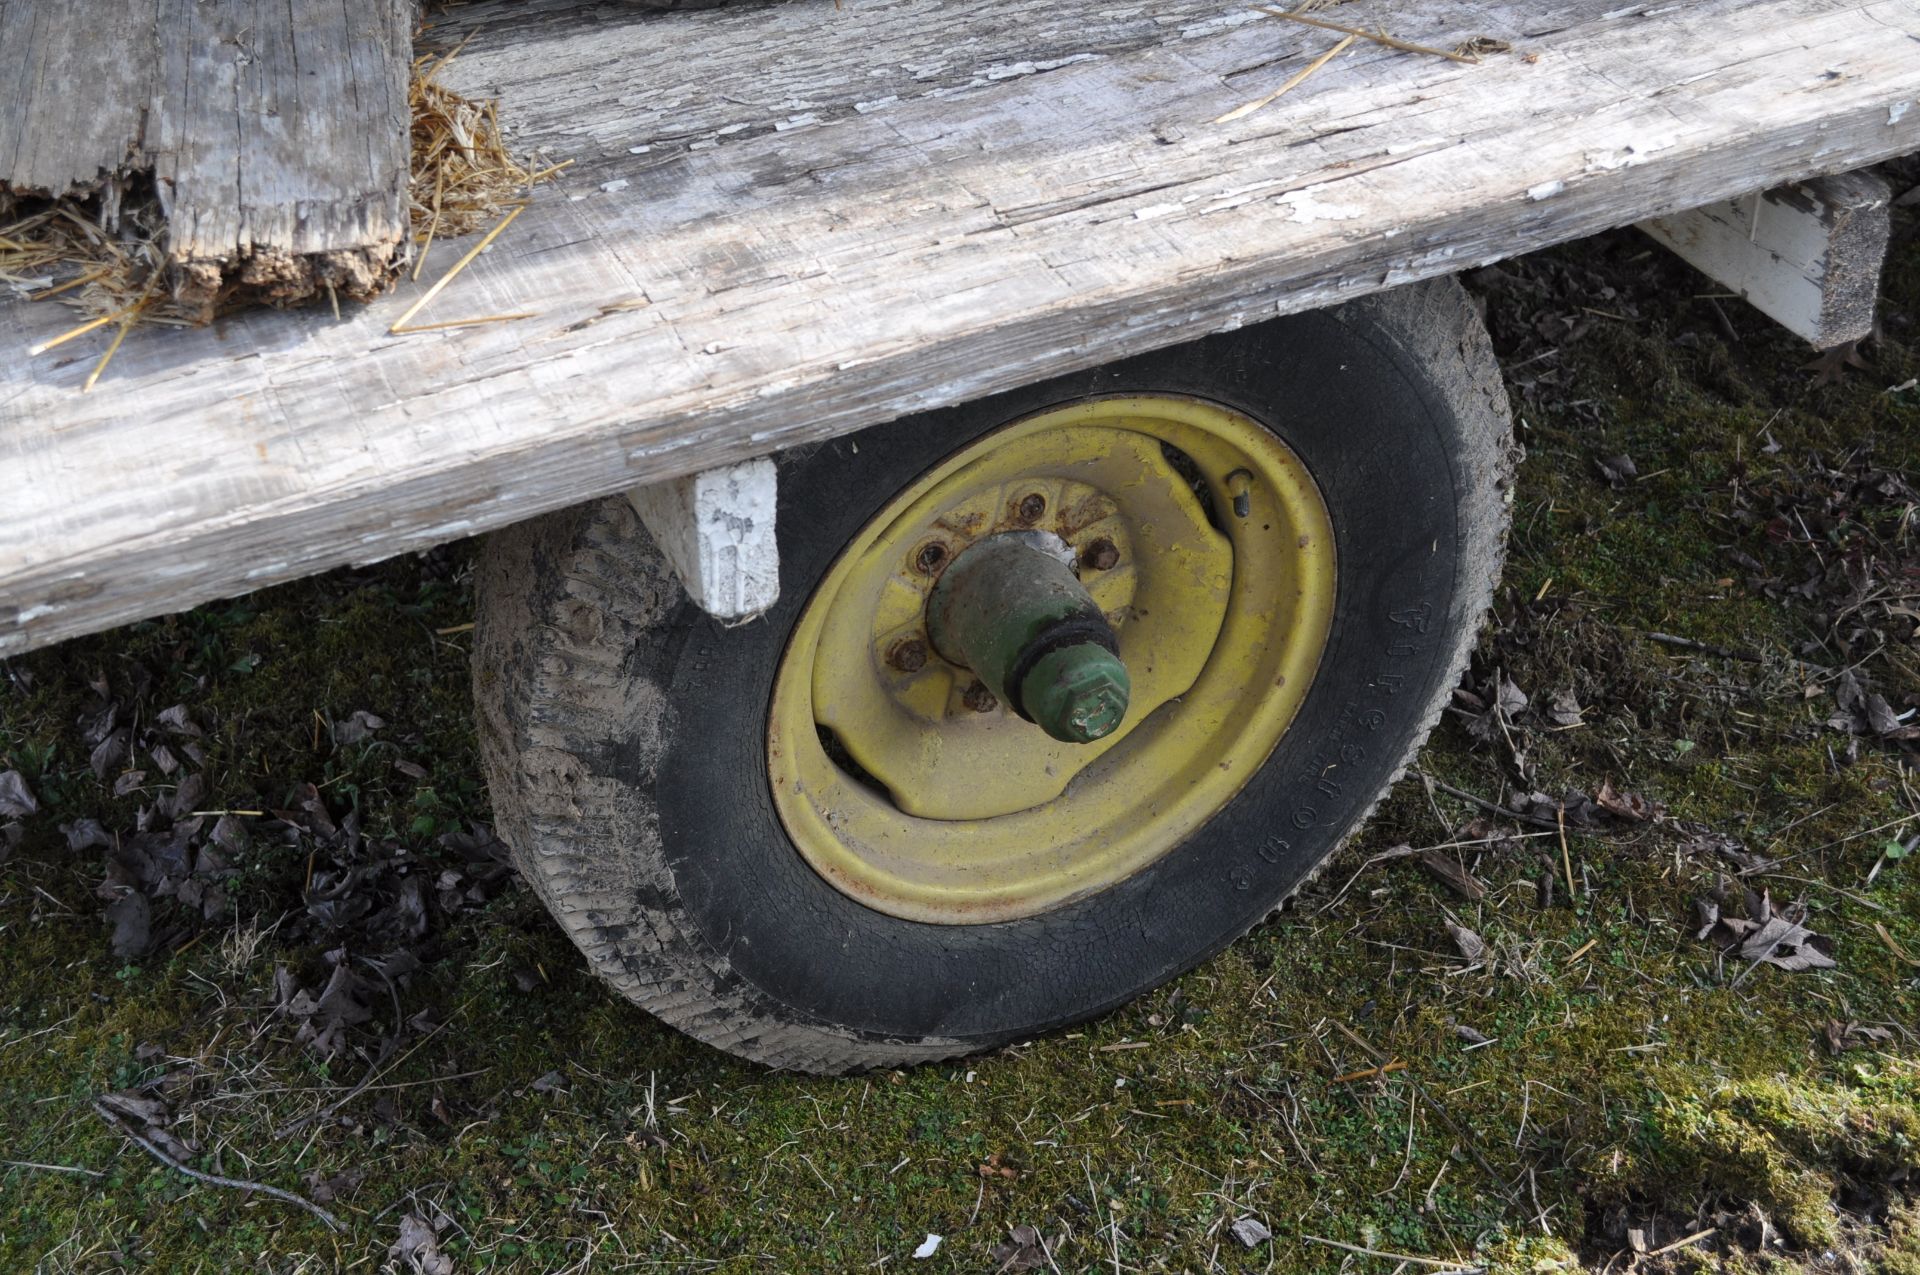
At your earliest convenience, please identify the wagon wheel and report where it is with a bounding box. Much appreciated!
[473,277,1512,1072]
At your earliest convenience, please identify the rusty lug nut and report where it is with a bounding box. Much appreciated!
[962,681,999,713]
[914,541,950,575]
[887,637,928,673]
[1016,492,1047,523]
[1080,538,1120,572]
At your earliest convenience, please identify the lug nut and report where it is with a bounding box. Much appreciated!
[1016,493,1046,523]
[962,681,999,713]
[914,541,949,574]
[1081,538,1120,572]
[887,637,928,673]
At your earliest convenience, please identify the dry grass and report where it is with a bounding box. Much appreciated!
[406,42,568,285]
[3,36,562,378]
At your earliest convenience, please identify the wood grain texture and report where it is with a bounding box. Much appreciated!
[0,0,413,309]
[3,0,1919,654]
[1640,170,1892,347]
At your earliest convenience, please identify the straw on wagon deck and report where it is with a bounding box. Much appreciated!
[1215,3,1484,124]
[6,36,564,381]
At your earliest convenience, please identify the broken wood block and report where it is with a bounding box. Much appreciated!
[0,0,414,316]
[628,458,781,621]
[1639,170,1892,349]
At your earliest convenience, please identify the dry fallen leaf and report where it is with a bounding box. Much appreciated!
[1419,849,1486,900]
[989,1225,1048,1271]
[1595,779,1664,822]
[1231,1216,1274,1247]
[1445,918,1487,963]
[391,1212,454,1275]
[1824,1020,1893,1055]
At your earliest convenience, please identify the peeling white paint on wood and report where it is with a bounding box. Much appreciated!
[1640,170,1892,348]
[2,0,1919,653]
[627,459,780,621]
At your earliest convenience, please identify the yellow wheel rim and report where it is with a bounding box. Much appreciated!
[768,395,1336,923]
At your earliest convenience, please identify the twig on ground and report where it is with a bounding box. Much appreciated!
[1649,1227,1716,1257]
[1418,775,1562,830]
[1557,803,1577,901]
[2,1158,103,1177]
[91,1100,343,1231]
[1644,631,1758,661]
[1300,1233,1481,1270]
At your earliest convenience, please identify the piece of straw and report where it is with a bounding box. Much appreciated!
[82,270,161,392]
[1252,6,1482,63]
[27,305,136,357]
[388,203,526,334]
[389,311,537,335]
[1214,32,1359,123]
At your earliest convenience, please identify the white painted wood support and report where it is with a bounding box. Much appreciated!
[1639,171,1892,349]
[627,458,779,621]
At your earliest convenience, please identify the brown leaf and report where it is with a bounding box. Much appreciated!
[1739,913,1837,972]
[1445,919,1486,963]
[1230,1216,1274,1247]
[1418,849,1486,900]
[62,818,113,852]
[148,741,179,776]
[332,710,386,747]
[1595,779,1664,822]
[1596,454,1638,485]
[0,770,38,818]
[89,729,129,780]
[156,704,202,737]
[302,1166,367,1203]
[164,772,206,820]
[98,1088,196,1161]
[988,1225,1048,1272]
[1823,1021,1894,1055]
[105,892,152,958]
[391,1213,454,1275]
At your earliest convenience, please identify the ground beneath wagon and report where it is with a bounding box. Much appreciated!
[3,170,1920,1273]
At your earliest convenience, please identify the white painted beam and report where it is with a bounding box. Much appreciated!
[1639,170,1891,349]
[626,458,779,621]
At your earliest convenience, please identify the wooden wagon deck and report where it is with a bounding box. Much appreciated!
[3,0,1918,654]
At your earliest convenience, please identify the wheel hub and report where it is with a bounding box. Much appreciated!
[768,395,1337,923]
[925,531,1131,744]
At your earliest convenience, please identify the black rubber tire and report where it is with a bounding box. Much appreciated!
[473,277,1513,1072]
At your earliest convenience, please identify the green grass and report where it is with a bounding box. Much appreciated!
[2,223,1919,1272]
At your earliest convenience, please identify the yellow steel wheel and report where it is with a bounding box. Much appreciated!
[768,395,1336,923]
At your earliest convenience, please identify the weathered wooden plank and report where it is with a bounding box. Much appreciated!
[2,0,1919,654]
[0,0,414,310]
[1640,171,1892,347]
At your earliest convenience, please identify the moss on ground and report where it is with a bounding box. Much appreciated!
[2,207,1919,1271]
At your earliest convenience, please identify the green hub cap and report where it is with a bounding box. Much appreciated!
[926,533,1132,743]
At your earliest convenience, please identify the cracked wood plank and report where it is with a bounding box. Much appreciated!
[0,0,414,311]
[2,0,1919,653]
